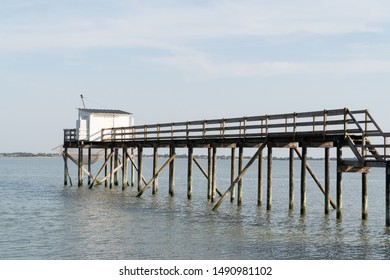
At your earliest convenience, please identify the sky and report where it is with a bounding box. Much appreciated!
[1,0,390,153]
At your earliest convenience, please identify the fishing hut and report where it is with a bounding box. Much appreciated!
[62,108,390,227]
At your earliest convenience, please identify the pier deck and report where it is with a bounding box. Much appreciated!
[63,108,390,226]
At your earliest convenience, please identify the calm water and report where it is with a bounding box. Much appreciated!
[0,156,390,260]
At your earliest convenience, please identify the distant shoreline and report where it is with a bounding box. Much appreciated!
[0,153,61,158]
[0,152,349,161]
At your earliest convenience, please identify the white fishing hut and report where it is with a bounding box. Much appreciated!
[76,108,134,141]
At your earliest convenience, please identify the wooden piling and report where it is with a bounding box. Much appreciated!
[325,147,330,215]
[230,147,236,202]
[386,162,390,227]
[258,149,263,207]
[122,147,128,190]
[87,148,92,185]
[78,146,83,186]
[237,146,244,206]
[289,148,294,210]
[110,148,114,188]
[212,146,217,203]
[114,148,119,186]
[130,148,135,187]
[104,148,108,188]
[337,146,343,220]
[188,146,193,199]
[63,148,68,186]
[169,146,175,196]
[267,145,272,211]
[301,147,307,215]
[153,146,159,195]
[362,172,368,220]
[138,146,143,192]
[208,148,212,200]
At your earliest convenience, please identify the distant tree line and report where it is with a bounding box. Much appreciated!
[0,152,60,158]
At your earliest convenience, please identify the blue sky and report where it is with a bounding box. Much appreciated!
[1,0,390,153]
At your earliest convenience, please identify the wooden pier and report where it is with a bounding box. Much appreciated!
[63,108,390,227]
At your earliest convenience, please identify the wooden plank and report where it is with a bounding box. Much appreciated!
[338,166,371,173]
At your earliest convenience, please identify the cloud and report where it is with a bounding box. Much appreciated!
[1,0,390,51]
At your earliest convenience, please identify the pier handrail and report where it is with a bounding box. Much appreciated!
[100,108,357,141]
[63,108,390,161]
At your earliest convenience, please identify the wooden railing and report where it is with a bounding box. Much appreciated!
[100,108,356,141]
[63,108,390,161]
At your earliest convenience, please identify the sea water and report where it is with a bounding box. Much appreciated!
[0,156,389,260]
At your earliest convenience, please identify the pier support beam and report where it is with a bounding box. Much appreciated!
[110,148,114,188]
[169,146,175,196]
[87,148,92,185]
[301,147,307,215]
[138,146,143,192]
[237,146,243,206]
[337,146,343,220]
[188,147,193,199]
[153,146,159,195]
[258,149,263,207]
[212,146,217,202]
[78,146,83,186]
[267,145,272,211]
[104,149,108,188]
[289,148,294,210]
[386,162,390,227]
[130,148,135,188]
[362,172,368,220]
[114,148,119,186]
[122,148,128,190]
[230,147,236,202]
[208,148,212,200]
[325,148,330,215]
[63,148,68,186]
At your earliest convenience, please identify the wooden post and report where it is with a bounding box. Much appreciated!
[258,149,263,207]
[138,146,143,192]
[237,146,244,206]
[230,147,236,202]
[188,146,193,199]
[212,146,217,203]
[325,147,330,215]
[104,148,108,188]
[362,172,368,220]
[114,148,119,186]
[130,148,135,187]
[63,148,68,186]
[78,146,83,186]
[301,146,307,215]
[122,147,128,190]
[386,162,390,227]
[169,145,175,196]
[337,146,343,220]
[87,148,92,185]
[289,148,294,210]
[110,148,114,188]
[153,146,159,195]
[208,148,212,200]
[267,144,272,211]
